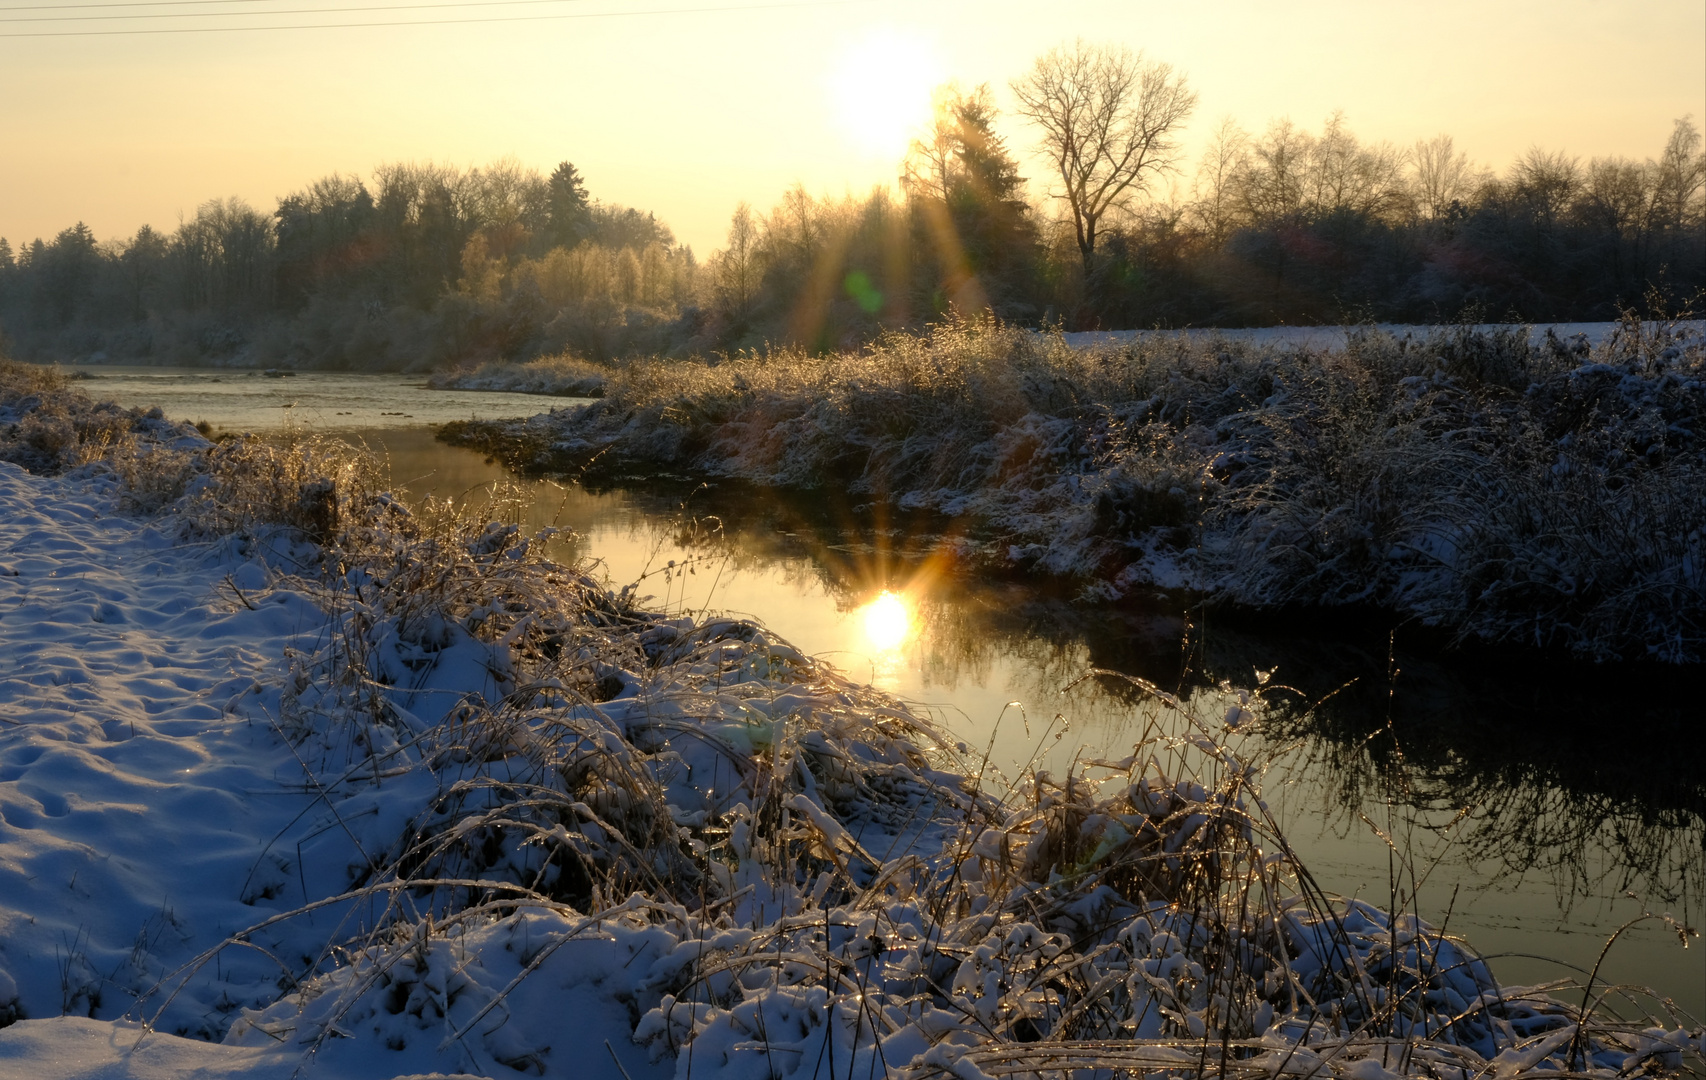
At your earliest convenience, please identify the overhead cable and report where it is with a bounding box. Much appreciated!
[0,0,852,34]
[0,0,594,22]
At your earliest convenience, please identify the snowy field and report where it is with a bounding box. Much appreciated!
[0,461,371,1076]
[3,367,1703,1079]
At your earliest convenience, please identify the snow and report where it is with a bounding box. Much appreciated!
[1061,320,1706,351]
[426,358,607,399]
[0,464,321,1075]
[0,461,328,1032]
[0,1017,372,1080]
[0,433,1697,1078]
[0,459,668,1077]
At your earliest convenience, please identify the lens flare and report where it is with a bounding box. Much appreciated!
[862,590,911,651]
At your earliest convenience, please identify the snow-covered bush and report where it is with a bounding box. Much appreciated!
[446,315,1706,660]
[99,460,1691,1077]
[427,353,610,397]
[0,359,199,475]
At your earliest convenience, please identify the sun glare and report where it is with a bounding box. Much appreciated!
[861,590,912,651]
[827,29,941,158]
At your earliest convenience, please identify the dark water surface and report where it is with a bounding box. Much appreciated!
[93,368,1706,1020]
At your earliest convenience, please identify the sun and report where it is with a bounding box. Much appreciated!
[826,28,942,158]
[861,590,912,651]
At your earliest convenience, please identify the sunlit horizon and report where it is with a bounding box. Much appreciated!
[1,0,1701,255]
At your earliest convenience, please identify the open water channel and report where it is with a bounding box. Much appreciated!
[81,364,1706,1021]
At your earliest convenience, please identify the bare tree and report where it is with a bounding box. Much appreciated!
[1303,112,1408,220]
[1652,117,1706,232]
[1190,116,1250,245]
[1010,40,1196,270]
[714,202,760,322]
[1510,147,1582,229]
[1411,134,1479,220]
[1238,118,1311,225]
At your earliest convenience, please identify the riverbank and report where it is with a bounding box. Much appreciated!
[426,353,609,397]
[441,318,1706,663]
[4,363,1700,1078]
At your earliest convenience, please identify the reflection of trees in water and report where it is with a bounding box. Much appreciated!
[576,476,1706,915]
[1204,632,1706,914]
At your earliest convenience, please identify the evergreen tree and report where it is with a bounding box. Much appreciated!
[39,223,99,327]
[120,225,169,319]
[546,161,591,249]
[945,86,1041,314]
[906,84,1042,319]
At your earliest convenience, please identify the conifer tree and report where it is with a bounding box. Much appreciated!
[546,161,591,249]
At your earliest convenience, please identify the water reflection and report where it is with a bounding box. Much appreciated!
[551,468,1705,1011]
[1260,667,1706,912]
[246,425,1706,1014]
[551,470,1706,913]
[861,590,911,651]
[76,362,1706,1016]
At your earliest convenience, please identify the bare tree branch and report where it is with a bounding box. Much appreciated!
[1010,40,1196,271]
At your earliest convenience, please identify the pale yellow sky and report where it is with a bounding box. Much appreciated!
[1,0,1702,255]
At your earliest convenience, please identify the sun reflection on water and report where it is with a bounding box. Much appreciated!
[861,589,912,651]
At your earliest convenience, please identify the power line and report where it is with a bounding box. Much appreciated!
[0,0,594,21]
[0,0,355,12]
[0,0,851,33]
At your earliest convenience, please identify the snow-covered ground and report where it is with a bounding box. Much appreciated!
[426,357,606,398]
[0,456,728,1078]
[2,385,1700,1078]
[0,461,347,1076]
[1062,320,1706,351]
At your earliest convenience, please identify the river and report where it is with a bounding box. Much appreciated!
[80,364,1706,1020]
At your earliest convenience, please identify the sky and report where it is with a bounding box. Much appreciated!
[1,0,1703,255]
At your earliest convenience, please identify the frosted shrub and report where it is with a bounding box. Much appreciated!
[448,317,1706,660]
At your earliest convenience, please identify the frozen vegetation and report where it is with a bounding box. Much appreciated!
[1,362,1703,1078]
[424,323,1705,399]
[427,353,609,398]
[443,317,1706,662]
[1060,321,1706,352]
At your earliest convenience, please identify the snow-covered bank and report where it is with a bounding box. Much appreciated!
[423,325,1697,400]
[442,318,1706,662]
[426,354,608,398]
[2,363,1702,1078]
[1062,320,1706,352]
[0,459,353,1073]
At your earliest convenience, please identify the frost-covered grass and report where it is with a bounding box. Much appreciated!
[0,358,209,476]
[2,360,1702,1078]
[444,316,1706,662]
[427,352,610,397]
[132,485,1706,1078]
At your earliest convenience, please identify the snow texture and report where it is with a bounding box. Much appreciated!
[0,425,1699,1078]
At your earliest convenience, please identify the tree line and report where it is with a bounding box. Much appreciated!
[1,41,1702,369]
